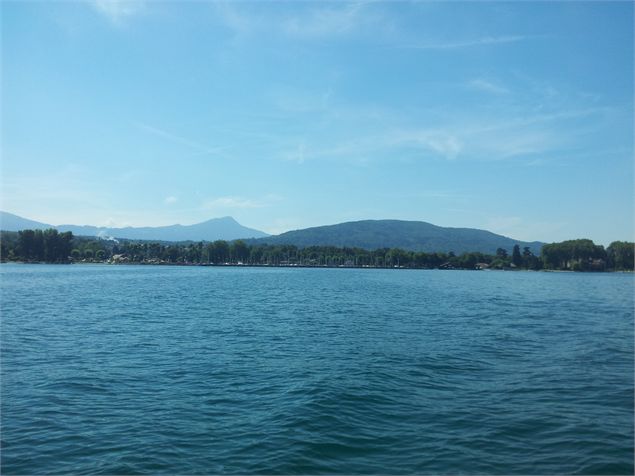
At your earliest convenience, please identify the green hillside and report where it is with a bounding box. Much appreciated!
[255,220,544,255]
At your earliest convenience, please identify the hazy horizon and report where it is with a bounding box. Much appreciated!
[2,1,633,244]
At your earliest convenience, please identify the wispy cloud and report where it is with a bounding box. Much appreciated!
[334,128,463,161]
[164,195,178,205]
[380,190,472,201]
[211,1,254,37]
[134,122,226,156]
[401,106,608,161]
[213,1,384,41]
[203,197,262,210]
[467,78,510,95]
[116,170,140,183]
[402,130,463,160]
[90,0,145,25]
[471,107,607,134]
[275,104,607,166]
[283,142,307,164]
[202,194,282,211]
[269,86,336,114]
[397,35,529,50]
[282,2,368,38]
[392,124,551,162]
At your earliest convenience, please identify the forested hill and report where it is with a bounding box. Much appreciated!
[253,219,544,255]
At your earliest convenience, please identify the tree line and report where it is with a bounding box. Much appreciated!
[1,229,633,271]
[1,229,74,264]
[541,239,633,271]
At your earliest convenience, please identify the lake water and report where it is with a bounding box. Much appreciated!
[1,264,633,474]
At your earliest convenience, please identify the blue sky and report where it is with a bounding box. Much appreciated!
[1,1,633,244]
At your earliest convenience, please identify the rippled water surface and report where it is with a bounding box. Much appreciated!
[1,264,633,474]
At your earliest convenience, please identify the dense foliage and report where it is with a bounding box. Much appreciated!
[1,229,74,263]
[606,241,635,271]
[541,239,634,271]
[1,229,633,271]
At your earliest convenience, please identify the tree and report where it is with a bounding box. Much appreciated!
[512,244,522,267]
[607,241,634,270]
[541,239,606,270]
[231,240,250,263]
[148,243,163,260]
[521,246,541,270]
[541,243,561,269]
[166,245,180,262]
[57,232,73,262]
[33,230,45,261]
[185,245,201,263]
[457,252,483,269]
[17,229,36,260]
[211,240,229,263]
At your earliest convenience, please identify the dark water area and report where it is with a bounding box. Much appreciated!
[1,264,633,474]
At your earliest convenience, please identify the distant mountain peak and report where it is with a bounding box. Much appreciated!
[213,216,238,222]
[0,211,269,242]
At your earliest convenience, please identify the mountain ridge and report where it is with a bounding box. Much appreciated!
[0,211,544,254]
[252,219,544,255]
[0,211,269,242]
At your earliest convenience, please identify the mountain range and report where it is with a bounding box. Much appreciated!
[0,211,269,242]
[1,211,544,254]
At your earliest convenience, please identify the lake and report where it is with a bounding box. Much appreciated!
[1,264,633,474]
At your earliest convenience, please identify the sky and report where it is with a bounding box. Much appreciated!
[1,0,633,245]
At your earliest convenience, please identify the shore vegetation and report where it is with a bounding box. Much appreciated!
[1,229,632,271]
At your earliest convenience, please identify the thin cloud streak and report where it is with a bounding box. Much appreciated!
[395,35,530,50]
[282,2,368,38]
[213,1,381,40]
[203,197,265,210]
[90,0,145,25]
[201,194,282,211]
[468,79,510,95]
[134,122,226,156]
[272,105,608,166]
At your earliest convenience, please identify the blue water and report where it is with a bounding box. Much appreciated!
[1,264,633,474]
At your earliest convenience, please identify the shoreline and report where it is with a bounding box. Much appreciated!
[1,260,632,273]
